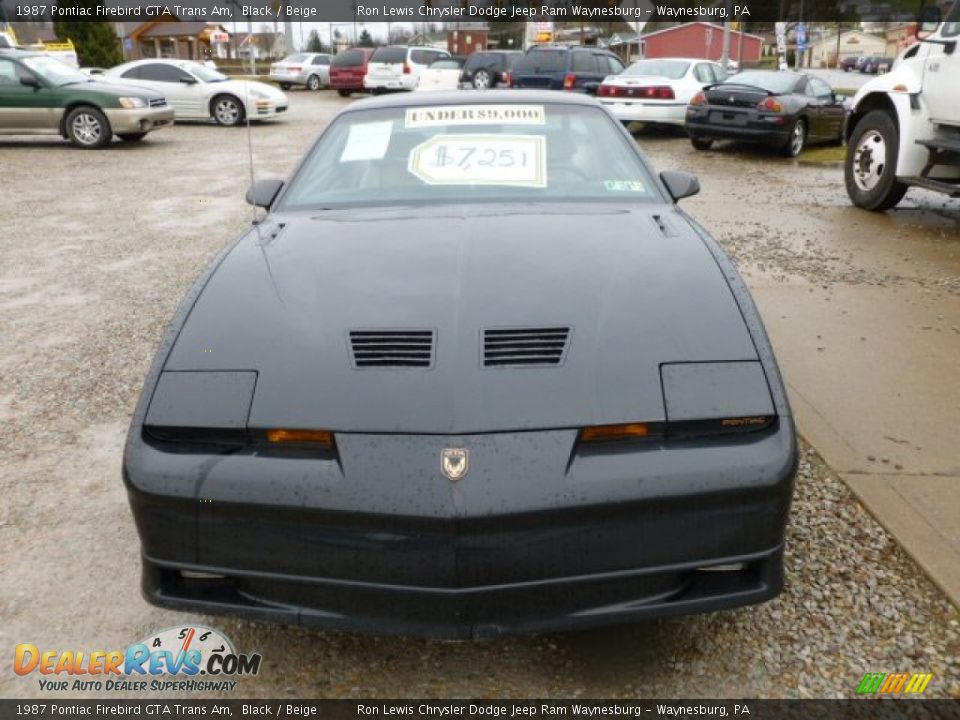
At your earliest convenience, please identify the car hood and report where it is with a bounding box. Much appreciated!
[163,204,760,433]
[220,78,286,99]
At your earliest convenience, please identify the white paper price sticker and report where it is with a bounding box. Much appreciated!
[408,134,547,188]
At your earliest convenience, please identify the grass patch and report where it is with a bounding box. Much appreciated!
[800,145,846,164]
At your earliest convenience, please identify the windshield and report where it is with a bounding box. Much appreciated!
[371,47,407,64]
[513,50,565,72]
[944,1,960,37]
[332,49,364,67]
[182,62,228,83]
[278,103,659,210]
[21,55,88,86]
[623,60,690,79]
[721,71,799,94]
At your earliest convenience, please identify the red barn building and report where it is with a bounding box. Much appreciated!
[641,23,763,65]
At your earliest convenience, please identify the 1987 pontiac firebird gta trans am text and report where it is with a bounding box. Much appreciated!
[123,91,798,639]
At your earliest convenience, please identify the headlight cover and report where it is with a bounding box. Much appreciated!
[145,370,257,430]
[660,361,775,436]
[118,96,147,109]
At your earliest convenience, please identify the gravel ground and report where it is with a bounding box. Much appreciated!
[0,91,957,700]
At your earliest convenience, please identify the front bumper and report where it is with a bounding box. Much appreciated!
[104,106,175,134]
[601,100,687,125]
[250,101,289,119]
[124,423,797,638]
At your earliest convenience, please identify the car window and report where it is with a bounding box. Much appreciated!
[694,63,715,83]
[623,60,690,79]
[120,65,141,79]
[0,59,34,86]
[332,49,364,68]
[513,50,565,73]
[808,77,833,99]
[371,47,407,64]
[712,64,728,82]
[279,103,660,210]
[137,63,191,83]
[572,52,595,73]
[943,1,960,37]
[464,54,487,71]
[0,58,19,85]
[723,71,802,94]
[312,56,330,66]
[410,49,430,65]
[429,59,464,70]
[605,55,625,74]
[20,55,88,85]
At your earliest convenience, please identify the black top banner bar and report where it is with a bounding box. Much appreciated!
[0,0,933,24]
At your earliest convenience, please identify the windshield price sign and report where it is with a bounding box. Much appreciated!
[408,134,547,188]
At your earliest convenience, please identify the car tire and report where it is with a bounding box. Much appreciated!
[65,106,112,149]
[782,118,806,157]
[473,69,492,89]
[690,136,714,151]
[117,132,147,142]
[337,89,351,97]
[211,95,244,126]
[306,75,321,91]
[279,82,292,90]
[845,109,909,212]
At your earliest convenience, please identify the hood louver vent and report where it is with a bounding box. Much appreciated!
[483,327,571,368]
[349,330,435,369]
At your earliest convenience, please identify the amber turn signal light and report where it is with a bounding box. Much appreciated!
[580,423,654,442]
[265,429,333,445]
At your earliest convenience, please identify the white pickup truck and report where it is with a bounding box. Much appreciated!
[0,29,79,68]
[844,1,960,210]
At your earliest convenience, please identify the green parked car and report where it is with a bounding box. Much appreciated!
[0,49,174,149]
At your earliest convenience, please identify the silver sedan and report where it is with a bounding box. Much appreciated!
[269,53,331,91]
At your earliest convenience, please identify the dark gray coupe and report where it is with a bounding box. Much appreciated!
[124,91,797,638]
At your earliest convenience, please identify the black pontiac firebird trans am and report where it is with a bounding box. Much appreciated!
[124,90,797,639]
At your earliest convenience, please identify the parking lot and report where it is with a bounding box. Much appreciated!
[1,90,958,699]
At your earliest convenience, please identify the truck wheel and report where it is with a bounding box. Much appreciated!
[845,110,908,211]
[65,106,112,149]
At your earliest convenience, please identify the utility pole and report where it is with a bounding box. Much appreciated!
[721,0,732,68]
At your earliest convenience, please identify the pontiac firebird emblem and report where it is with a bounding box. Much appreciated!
[441,448,469,481]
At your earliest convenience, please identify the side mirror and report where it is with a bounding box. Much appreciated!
[179,76,198,85]
[20,75,40,89]
[246,178,284,209]
[919,6,942,34]
[660,170,700,202]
